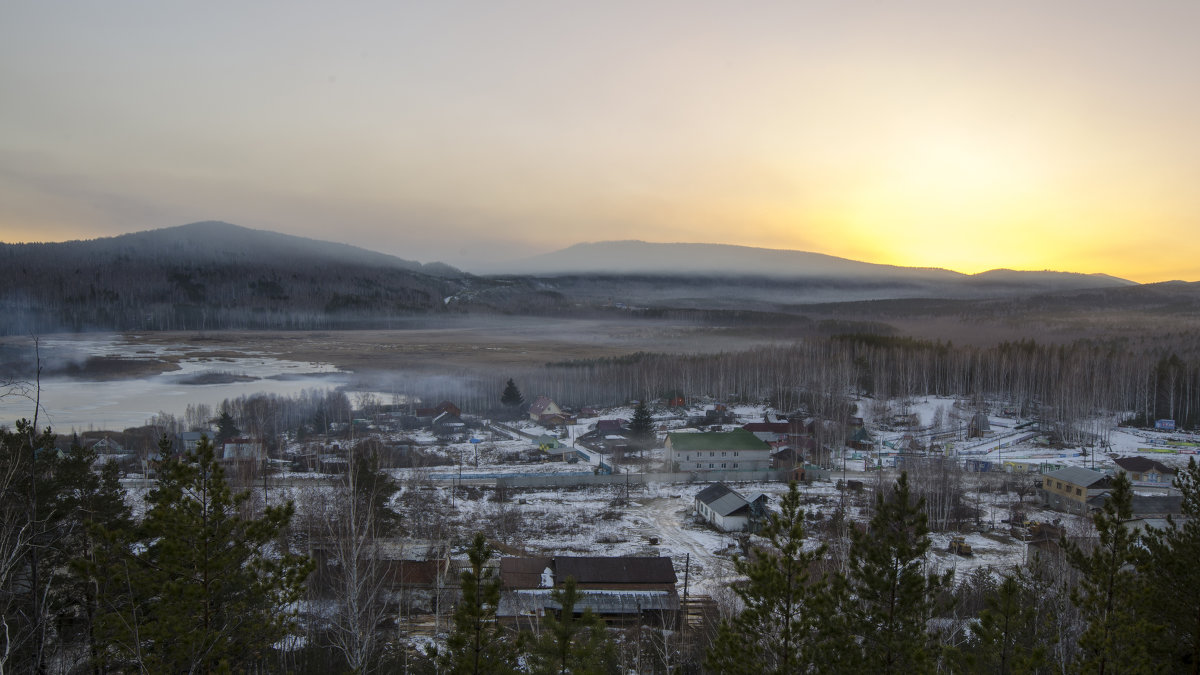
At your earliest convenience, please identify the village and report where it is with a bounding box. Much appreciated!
[66,386,1195,666]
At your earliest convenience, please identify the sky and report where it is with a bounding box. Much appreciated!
[1,1,1197,282]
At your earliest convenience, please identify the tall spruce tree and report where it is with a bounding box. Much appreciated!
[628,400,655,451]
[706,482,833,674]
[524,576,617,675]
[92,435,311,672]
[441,533,516,674]
[842,471,951,673]
[500,379,524,414]
[1141,457,1200,670]
[962,572,1054,674]
[1064,471,1157,674]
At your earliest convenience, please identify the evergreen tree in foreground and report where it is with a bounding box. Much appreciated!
[1065,471,1157,674]
[842,471,951,674]
[706,481,833,674]
[962,572,1054,673]
[441,533,517,674]
[91,435,311,672]
[1142,457,1200,670]
[524,576,617,675]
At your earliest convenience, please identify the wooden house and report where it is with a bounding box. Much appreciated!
[497,556,678,629]
[1112,456,1177,485]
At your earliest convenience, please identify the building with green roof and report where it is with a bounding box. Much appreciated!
[666,428,772,473]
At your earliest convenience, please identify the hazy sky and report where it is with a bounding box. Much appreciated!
[2,1,1197,281]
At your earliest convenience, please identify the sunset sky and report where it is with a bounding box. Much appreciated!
[1,1,1197,282]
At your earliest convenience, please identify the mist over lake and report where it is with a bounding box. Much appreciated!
[0,335,346,431]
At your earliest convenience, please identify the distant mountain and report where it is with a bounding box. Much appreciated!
[477,240,1134,308]
[23,221,462,277]
[0,221,477,334]
[492,240,1132,287]
[0,225,1146,334]
[490,240,961,280]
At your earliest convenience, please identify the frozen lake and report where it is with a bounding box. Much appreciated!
[0,336,349,432]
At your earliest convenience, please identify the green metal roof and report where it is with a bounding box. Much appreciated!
[667,428,770,451]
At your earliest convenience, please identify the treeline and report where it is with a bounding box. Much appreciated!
[482,336,1200,438]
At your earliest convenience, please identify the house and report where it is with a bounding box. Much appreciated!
[178,431,206,453]
[498,556,679,629]
[431,411,467,435]
[742,422,792,443]
[534,435,563,451]
[1042,466,1112,513]
[221,437,263,460]
[694,483,769,532]
[666,429,772,473]
[415,400,461,418]
[529,396,572,426]
[1112,456,1177,485]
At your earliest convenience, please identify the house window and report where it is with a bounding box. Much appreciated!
[733,463,738,468]
[734,451,739,457]
[1076,488,1081,496]
[721,463,727,468]
[1056,482,1062,490]
[709,463,714,468]
[721,451,726,457]
[696,463,702,468]
[709,451,715,457]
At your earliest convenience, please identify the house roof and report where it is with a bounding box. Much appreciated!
[1113,456,1176,475]
[1045,466,1110,488]
[528,396,558,415]
[695,482,751,517]
[503,556,676,588]
[557,557,676,585]
[667,429,770,452]
[742,422,791,434]
[501,557,552,588]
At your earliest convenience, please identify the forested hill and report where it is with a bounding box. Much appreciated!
[0,222,490,333]
[0,222,1156,335]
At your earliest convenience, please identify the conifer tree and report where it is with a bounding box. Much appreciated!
[525,576,617,675]
[1141,457,1200,669]
[441,533,516,674]
[500,379,524,412]
[628,400,655,450]
[92,435,311,672]
[706,482,833,674]
[843,471,951,673]
[962,572,1053,674]
[1064,471,1157,674]
[214,411,240,444]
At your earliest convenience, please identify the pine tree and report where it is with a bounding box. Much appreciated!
[962,572,1054,674]
[441,533,516,674]
[92,435,312,672]
[842,471,951,673]
[501,379,524,412]
[1142,457,1200,669]
[706,482,833,674]
[628,400,655,450]
[1064,471,1158,674]
[525,576,617,675]
[214,411,240,444]
[53,437,134,669]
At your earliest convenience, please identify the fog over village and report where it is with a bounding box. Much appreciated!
[5,2,1200,673]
